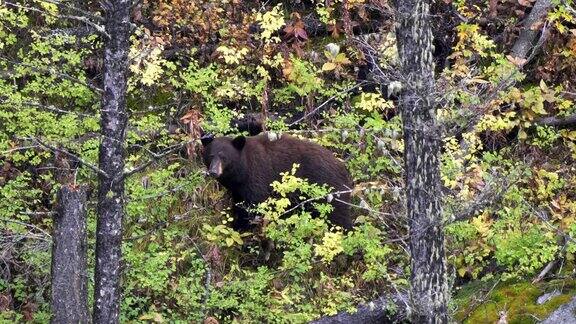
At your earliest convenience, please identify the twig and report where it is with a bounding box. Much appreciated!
[0,56,103,93]
[288,82,366,127]
[533,239,571,283]
[334,197,395,218]
[19,211,55,216]
[26,137,109,178]
[122,141,194,179]
[1,145,40,155]
[448,174,519,224]
[532,259,558,284]
[41,0,104,22]
[0,217,52,239]
[529,203,576,245]
[4,1,109,39]
[277,188,354,217]
[15,101,96,118]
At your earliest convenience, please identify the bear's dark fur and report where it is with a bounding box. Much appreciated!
[201,133,354,231]
[229,113,265,136]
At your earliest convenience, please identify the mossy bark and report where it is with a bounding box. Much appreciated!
[393,0,449,323]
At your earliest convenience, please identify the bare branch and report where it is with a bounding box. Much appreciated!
[447,174,519,224]
[25,137,109,178]
[0,217,52,240]
[1,145,41,155]
[534,113,576,128]
[510,0,554,59]
[0,100,96,118]
[4,1,109,39]
[0,56,103,93]
[288,82,367,127]
[41,0,104,22]
[122,141,194,179]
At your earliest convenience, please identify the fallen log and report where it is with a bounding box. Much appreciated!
[309,293,409,324]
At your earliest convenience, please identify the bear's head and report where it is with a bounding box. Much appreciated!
[201,134,247,182]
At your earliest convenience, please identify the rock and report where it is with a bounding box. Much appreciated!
[540,296,576,324]
[537,290,562,305]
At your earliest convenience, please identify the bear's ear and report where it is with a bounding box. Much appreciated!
[200,133,214,146]
[232,136,246,150]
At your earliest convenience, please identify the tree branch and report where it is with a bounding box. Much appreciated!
[288,82,367,127]
[0,56,103,93]
[4,1,109,39]
[534,113,576,128]
[310,293,408,324]
[1,100,96,118]
[122,140,193,179]
[0,217,52,240]
[510,0,554,59]
[41,0,104,22]
[25,137,109,178]
[447,174,519,224]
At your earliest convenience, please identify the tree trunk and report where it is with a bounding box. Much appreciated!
[93,1,130,323]
[510,0,553,59]
[51,185,89,324]
[394,0,449,323]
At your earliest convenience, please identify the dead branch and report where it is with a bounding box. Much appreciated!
[4,1,109,39]
[0,217,51,240]
[122,140,195,179]
[447,174,519,224]
[0,56,103,93]
[1,101,96,118]
[288,82,367,127]
[534,113,576,128]
[309,293,408,324]
[26,137,109,178]
[510,0,554,59]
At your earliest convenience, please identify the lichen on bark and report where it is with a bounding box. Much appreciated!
[393,0,449,322]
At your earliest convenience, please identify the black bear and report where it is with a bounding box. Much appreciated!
[201,133,354,231]
[229,113,265,136]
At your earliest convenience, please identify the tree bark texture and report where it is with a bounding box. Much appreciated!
[394,0,449,323]
[93,1,130,323]
[51,185,89,324]
[309,293,408,324]
[536,113,576,128]
[510,0,553,59]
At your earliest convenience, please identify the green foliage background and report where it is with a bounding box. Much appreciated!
[1,0,576,322]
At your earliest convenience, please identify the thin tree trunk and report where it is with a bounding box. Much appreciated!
[510,0,553,59]
[51,185,89,324]
[93,1,130,322]
[394,0,449,323]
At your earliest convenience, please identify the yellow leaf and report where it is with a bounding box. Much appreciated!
[539,79,549,92]
[467,78,490,84]
[518,129,528,140]
[560,130,576,141]
[322,62,336,71]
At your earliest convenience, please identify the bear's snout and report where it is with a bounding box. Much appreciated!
[208,158,223,178]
